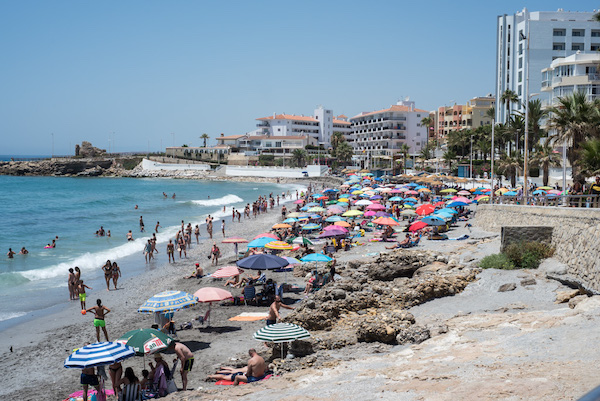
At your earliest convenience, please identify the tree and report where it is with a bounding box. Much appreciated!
[549,91,600,184]
[506,114,525,156]
[443,150,457,172]
[497,154,522,188]
[420,117,433,139]
[335,141,354,166]
[419,144,431,169]
[579,139,600,178]
[530,141,561,186]
[331,131,345,150]
[200,133,209,147]
[291,149,307,167]
[486,106,496,121]
[501,89,519,123]
[517,98,549,152]
[399,143,410,174]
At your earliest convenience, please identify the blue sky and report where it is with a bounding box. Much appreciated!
[1,1,597,155]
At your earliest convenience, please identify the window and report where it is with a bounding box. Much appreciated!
[572,43,584,51]
[518,85,522,96]
[592,30,600,37]
[518,71,522,83]
[591,44,600,51]
[553,29,566,37]
[572,29,584,37]
[416,142,421,146]
[518,58,523,68]
[553,43,565,50]
[275,142,282,148]
[519,43,523,55]
[519,30,524,41]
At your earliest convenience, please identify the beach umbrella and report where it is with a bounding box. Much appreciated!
[474,196,490,203]
[355,199,373,206]
[301,223,321,230]
[253,232,279,240]
[236,254,289,270]
[323,188,338,193]
[372,217,399,226]
[308,206,326,213]
[440,188,458,193]
[416,204,435,216]
[334,221,352,228]
[447,201,469,207]
[400,209,417,216]
[453,196,472,204]
[325,215,344,222]
[222,237,248,244]
[194,287,233,326]
[282,256,302,265]
[116,329,174,356]
[211,265,244,278]
[366,203,386,211]
[138,291,197,314]
[283,217,299,223]
[64,342,135,368]
[318,229,347,238]
[537,186,553,190]
[265,240,293,251]
[342,210,364,217]
[389,196,403,202]
[503,191,518,196]
[434,201,446,207]
[404,197,419,203]
[286,212,302,218]
[418,188,432,193]
[272,223,292,229]
[495,188,509,195]
[438,208,458,215]
[457,190,471,196]
[247,236,274,248]
[434,212,453,220]
[406,190,419,195]
[337,198,350,203]
[364,210,377,217]
[315,196,328,201]
[374,211,391,218]
[370,195,383,200]
[409,221,428,232]
[291,236,313,245]
[301,253,333,263]
[532,190,547,195]
[547,189,563,195]
[474,194,490,201]
[254,323,310,343]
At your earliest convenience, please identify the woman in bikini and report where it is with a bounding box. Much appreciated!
[108,361,123,397]
[68,268,76,300]
[111,262,121,290]
[102,260,112,291]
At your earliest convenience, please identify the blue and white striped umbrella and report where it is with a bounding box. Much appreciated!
[138,290,197,314]
[253,323,310,343]
[64,342,135,368]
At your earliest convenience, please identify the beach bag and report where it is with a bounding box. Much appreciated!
[166,379,178,394]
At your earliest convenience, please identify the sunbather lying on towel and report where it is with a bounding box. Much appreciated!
[207,349,267,385]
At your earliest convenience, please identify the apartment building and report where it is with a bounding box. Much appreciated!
[496,8,598,122]
[435,96,495,137]
[541,51,600,106]
[350,99,428,166]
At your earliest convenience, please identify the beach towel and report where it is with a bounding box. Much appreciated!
[64,389,115,401]
[215,374,273,385]
[229,312,269,321]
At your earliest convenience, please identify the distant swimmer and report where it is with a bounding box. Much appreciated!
[139,216,145,232]
[155,221,161,233]
[18,247,28,255]
[7,248,15,258]
[163,192,168,198]
[51,239,56,248]
[127,230,134,241]
[135,204,138,209]
[107,230,111,237]
[172,193,176,199]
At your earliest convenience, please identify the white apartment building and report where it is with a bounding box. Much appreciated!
[541,51,600,105]
[350,99,428,166]
[496,8,598,122]
[255,106,352,146]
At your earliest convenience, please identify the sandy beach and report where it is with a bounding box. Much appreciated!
[3,176,600,401]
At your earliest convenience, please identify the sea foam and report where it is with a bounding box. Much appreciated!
[190,194,243,207]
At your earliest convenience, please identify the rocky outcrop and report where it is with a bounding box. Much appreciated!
[78,141,106,158]
[0,159,114,176]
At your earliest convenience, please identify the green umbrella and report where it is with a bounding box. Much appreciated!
[116,328,174,356]
[288,236,313,245]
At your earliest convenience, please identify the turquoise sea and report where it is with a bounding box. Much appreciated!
[0,175,299,330]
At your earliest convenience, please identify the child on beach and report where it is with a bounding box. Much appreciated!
[77,280,91,310]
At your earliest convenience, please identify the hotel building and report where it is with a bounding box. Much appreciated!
[435,96,495,138]
[541,51,600,106]
[496,8,598,122]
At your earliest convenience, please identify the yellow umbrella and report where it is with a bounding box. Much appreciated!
[342,210,364,217]
[537,186,552,190]
[287,212,301,218]
[337,198,349,203]
[440,188,457,193]
[351,190,363,195]
[403,204,415,209]
[265,241,293,250]
[272,223,292,229]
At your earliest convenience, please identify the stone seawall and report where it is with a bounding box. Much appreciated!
[475,204,600,292]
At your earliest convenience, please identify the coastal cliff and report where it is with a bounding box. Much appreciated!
[0,158,134,177]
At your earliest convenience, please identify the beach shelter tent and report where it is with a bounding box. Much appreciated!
[64,342,135,368]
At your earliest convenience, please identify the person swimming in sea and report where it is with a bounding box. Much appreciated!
[18,247,28,255]
[7,248,15,258]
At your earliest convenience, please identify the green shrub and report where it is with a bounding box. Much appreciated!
[503,241,555,269]
[479,253,515,270]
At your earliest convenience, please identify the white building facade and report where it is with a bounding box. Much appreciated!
[350,99,428,167]
[541,51,600,106]
[255,107,351,147]
[496,8,598,122]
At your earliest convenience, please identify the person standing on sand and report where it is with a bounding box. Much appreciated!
[68,268,76,300]
[194,225,200,244]
[221,220,225,237]
[80,365,100,401]
[87,299,110,342]
[77,280,91,310]
[111,262,121,290]
[167,239,175,263]
[172,342,194,391]
[211,243,220,266]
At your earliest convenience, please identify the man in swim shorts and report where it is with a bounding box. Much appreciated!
[167,239,175,263]
[81,365,100,401]
[77,280,91,310]
[207,348,267,385]
[87,298,110,342]
[173,341,194,390]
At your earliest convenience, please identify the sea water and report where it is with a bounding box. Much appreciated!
[0,176,301,330]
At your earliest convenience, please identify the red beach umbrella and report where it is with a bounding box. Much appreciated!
[416,204,435,216]
[211,265,244,278]
[409,221,428,232]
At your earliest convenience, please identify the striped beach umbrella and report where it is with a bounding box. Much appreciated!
[64,342,135,368]
[265,240,293,250]
[116,329,174,356]
[138,290,197,314]
[253,323,310,343]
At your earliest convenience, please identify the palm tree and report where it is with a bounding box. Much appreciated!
[517,99,549,152]
[506,114,525,156]
[291,149,307,167]
[200,133,209,148]
[419,145,431,169]
[549,91,600,184]
[497,154,522,188]
[486,106,496,121]
[420,116,432,138]
[443,150,457,172]
[335,141,354,167]
[530,141,561,186]
[579,139,600,178]
[331,131,345,150]
[399,143,410,174]
[501,89,519,123]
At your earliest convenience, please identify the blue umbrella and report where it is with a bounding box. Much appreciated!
[422,216,447,226]
[434,212,453,220]
[305,202,319,207]
[247,237,274,248]
[302,223,321,230]
[300,253,333,263]
[532,190,546,195]
[370,195,383,200]
[447,201,468,208]
[405,197,418,202]
[323,188,338,193]
[504,191,518,196]
[438,208,458,215]
[389,196,403,202]
[236,254,289,270]
[138,290,197,314]
[325,216,345,222]
[64,342,135,368]
[283,217,299,223]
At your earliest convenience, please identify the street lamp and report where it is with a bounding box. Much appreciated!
[469,134,473,181]
[51,133,54,158]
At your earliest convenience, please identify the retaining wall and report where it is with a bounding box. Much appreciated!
[141,159,211,171]
[475,204,600,291]
[225,165,327,178]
